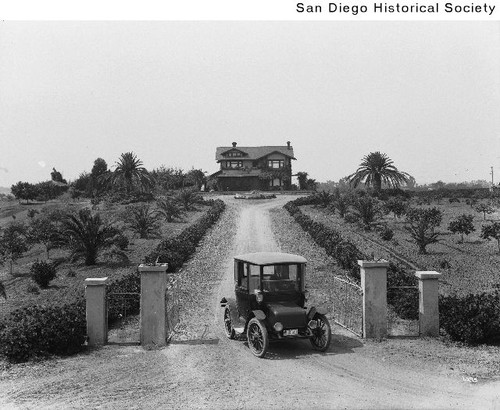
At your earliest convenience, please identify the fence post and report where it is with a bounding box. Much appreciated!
[358,260,389,339]
[139,263,169,348]
[415,271,441,337]
[85,277,108,347]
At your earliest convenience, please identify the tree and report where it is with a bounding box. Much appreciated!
[91,158,108,179]
[51,168,67,184]
[384,197,408,218]
[157,197,183,222]
[108,152,153,194]
[331,189,353,218]
[475,203,495,220]
[27,211,63,259]
[448,214,475,243]
[124,204,160,239]
[0,222,30,274]
[185,168,206,190]
[59,209,124,265]
[347,152,412,192]
[11,181,38,204]
[481,222,500,253]
[296,172,309,190]
[405,207,443,254]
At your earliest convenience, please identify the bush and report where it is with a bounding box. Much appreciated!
[146,199,226,272]
[440,291,500,344]
[26,284,40,294]
[405,207,443,254]
[0,300,86,362]
[30,260,57,288]
[379,226,394,241]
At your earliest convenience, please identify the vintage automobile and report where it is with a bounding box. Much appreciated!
[220,252,331,357]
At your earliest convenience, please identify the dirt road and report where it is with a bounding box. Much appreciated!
[1,196,499,409]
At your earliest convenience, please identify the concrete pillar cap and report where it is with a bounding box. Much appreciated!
[85,277,108,286]
[358,259,389,268]
[138,263,169,273]
[415,271,441,280]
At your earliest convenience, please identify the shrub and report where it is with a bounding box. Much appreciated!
[344,213,358,224]
[157,197,184,222]
[174,188,203,211]
[124,204,160,239]
[440,291,500,344]
[379,226,394,241]
[30,260,57,288]
[0,300,86,362]
[351,196,382,231]
[26,284,40,294]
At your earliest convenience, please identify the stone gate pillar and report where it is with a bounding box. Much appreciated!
[415,271,441,337]
[139,263,169,348]
[358,260,389,339]
[85,277,108,347]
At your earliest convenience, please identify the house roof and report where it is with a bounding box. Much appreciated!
[215,145,296,161]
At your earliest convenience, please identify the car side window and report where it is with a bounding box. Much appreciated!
[238,262,248,289]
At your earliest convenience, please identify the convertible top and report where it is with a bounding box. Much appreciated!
[234,252,307,266]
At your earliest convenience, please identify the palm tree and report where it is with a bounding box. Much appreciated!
[60,209,122,265]
[347,152,412,192]
[110,152,153,194]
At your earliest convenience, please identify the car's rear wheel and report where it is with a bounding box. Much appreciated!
[223,306,235,339]
[247,318,268,358]
[309,313,331,352]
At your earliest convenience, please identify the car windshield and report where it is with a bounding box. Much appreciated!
[261,264,301,293]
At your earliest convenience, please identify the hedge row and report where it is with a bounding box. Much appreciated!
[0,199,226,363]
[286,196,500,344]
[285,198,417,319]
[145,199,226,271]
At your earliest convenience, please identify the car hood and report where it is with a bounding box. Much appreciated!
[267,301,307,329]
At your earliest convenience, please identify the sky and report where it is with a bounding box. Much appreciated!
[1,21,499,188]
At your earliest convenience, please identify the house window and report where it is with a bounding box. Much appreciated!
[270,178,282,187]
[225,161,243,168]
[227,152,242,157]
[268,160,284,169]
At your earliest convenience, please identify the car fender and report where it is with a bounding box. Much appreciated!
[307,306,327,320]
[251,310,266,321]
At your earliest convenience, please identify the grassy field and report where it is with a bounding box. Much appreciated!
[0,197,210,319]
[300,199,500,297]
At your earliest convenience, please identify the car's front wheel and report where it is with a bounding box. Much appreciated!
[309,313,331,352]
[247,317,269,358]
[223,306,235,339]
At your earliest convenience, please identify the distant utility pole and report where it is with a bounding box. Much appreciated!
[491,166,494,186]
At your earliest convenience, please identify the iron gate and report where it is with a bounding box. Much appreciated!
[387,286,419,336]
[107,292,140,343]
[165,276,180,341]
[332,276,363,337]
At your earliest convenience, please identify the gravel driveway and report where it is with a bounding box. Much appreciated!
[1,195,499,409]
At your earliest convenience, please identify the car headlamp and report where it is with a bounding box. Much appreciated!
[274,322,284,332]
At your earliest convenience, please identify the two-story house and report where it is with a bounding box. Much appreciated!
[212,142,296,191]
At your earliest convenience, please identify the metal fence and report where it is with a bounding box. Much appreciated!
[332,276,363,337]
[387,286,419,337]
[107,292,141,343]
[165,276,180,341]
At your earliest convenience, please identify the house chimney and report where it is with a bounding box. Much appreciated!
[287,141,291,149]
[232,142,237,147]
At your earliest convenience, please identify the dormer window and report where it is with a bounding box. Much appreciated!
[226,151,242,157]
[267,160,284,169]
